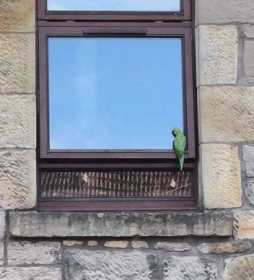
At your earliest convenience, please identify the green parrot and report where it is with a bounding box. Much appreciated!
[172,128,186,171]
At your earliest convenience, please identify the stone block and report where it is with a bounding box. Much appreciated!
[64,249,218,280]
[234,210,254,239]
[197,25,238,85]
[244,41,254,81]
[0,95,36,148]
[243,24,254,38]
[9,211,233,238]
[245,179,254,206]
[196,0,254,24]
[154,242,191,252]
[0,0,35,32]
[243,145,254,177]
[0,211,5,240]
[0,33,35,94]
[224,255,254,280]
[8,241,61,265]
[0,243,4,265]
[0,267,62,280]
[0,150,36,209]
[198,240,252,254]
[104,241,129,248]
[201,144,241,209]
[131,241,149,249]
[199,87,254,143]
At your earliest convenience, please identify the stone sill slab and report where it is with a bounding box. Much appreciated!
[9,211,233,238]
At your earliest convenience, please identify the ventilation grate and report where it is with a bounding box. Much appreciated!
[40,170,194,200]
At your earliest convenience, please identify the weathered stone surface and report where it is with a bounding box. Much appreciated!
[131,241,149,249]
[244,41,254,81]
[8,241,61,265]
[0,243,4,265]
[0,95,36,148]
[243,145,254,177]
[154,242,191,252]
[0,267,62,280]
[9,211,233,238]
[197,25,238,85]
[245,179,254,206]
[0,33,35,94]
[64,250,218,280]
[63,240,84,247]
[0,150,36,209]
[243,25,254,38]
[196,0,254,24]
[198,240,252,254]
[104,241,129,248]
[234,211,254,239]
[199,87,254,143]
[0,0,35,32]
[224,255,254,280]
[87,240,98,247]
[201,144,241,209]
[0,211,5,240]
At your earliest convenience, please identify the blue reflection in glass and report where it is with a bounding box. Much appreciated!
[48,37,183,150]
[47,0,181,12]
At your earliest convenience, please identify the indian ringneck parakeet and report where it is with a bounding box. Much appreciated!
[172,128,186,171]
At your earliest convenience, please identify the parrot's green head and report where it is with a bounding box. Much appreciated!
[172,128,182,137]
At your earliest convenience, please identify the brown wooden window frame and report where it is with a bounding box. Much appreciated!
[37,0,198,211]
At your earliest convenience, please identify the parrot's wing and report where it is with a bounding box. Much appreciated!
[173,135,186,158]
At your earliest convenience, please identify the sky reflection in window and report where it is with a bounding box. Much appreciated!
[48,37,183,150]
[47,0,181,12]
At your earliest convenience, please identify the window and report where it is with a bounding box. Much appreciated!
[37,0,197,211]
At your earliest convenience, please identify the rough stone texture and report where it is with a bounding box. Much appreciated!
[64,249,217,280]
[198,240,252,254]
[224,255,254,280]
[243,145,254,177]
[243,25,254,38]
[131,241,149,249]
[201,144,241,209]
[197,25,238,85]
[0,95,36,148]
[154,242,191,252]
[63,240,84,247]
[0,0,35,32]
[0,267,62,280]
[0,211,5,240]
[87,240,98,247]
[199,87,254,143]
[196,0,254,24]
[104,241,129,248]
[0,243,4,265]
[0,33,35,94]
[9,211,233,238]
[234,211,254,239]
[8,241,61,265]
[245,179,254,206]
[0,150,36,209]
[244,41,254,82]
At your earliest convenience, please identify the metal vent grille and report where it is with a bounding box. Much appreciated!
[40,170,194,199]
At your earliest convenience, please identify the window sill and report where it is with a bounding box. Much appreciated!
[9,210,233,238]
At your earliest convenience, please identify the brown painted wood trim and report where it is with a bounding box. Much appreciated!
[37,0,192,22]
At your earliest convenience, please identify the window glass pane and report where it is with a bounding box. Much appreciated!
[48,37,183,150]
[47,0,181,12]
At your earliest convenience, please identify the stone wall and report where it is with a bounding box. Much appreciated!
[0,0,254,279]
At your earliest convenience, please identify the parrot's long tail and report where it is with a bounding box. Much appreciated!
[179,156,184,172]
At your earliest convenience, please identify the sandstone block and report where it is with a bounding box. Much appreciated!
[63,240,84,247]
[0,95,36,148]
[64,249,218,280]
[243,24,254,38]
[0,211,5,240]
[245,179,254,206]
[244,41,254,82]
[196,0,254,24]
[197,25,238,85]
[198,240,252,254]
[104,241,129,248]
[199,87,254,143]
[224,255,254,280]
[0,150,36,209]
[131,241,149,249]
[0,0,35,32]
[0,33,35,94]
[234,210,254,239]
[243,145,254,177]
[9,211,233,238]
[201,144,241,209]
[154,242,191,252]
[0,267,62,280]
[8,241,61,265]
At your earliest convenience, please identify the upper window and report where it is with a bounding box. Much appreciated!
[37,0,197,211]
